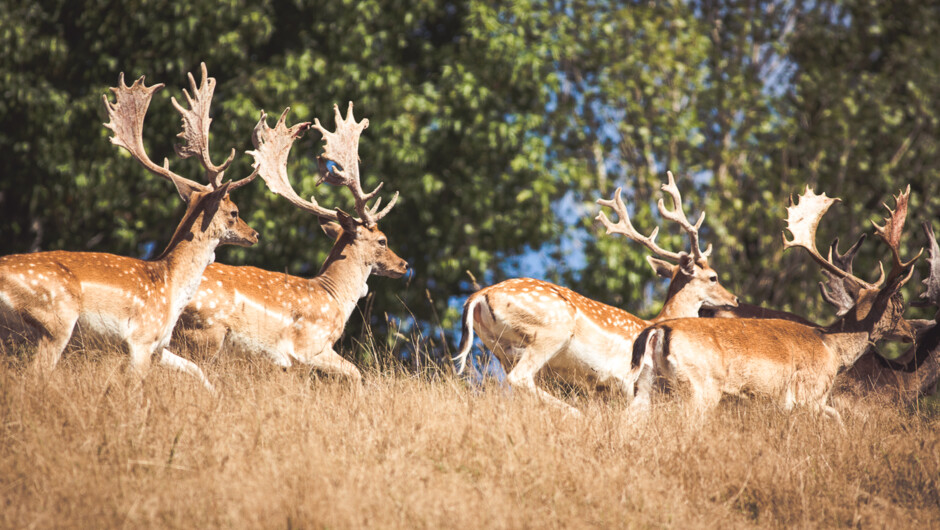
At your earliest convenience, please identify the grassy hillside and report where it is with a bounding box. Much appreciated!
[1,346,938,528]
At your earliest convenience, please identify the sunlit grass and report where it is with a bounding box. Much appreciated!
[1,337,939,528]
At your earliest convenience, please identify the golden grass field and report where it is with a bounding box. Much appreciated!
[1,342,939,529]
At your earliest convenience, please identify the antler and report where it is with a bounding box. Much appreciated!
[818,235,866,316]
[103,74,208,200]
[596,187,681,261]
[170,63,236,187]
[596,171,713,264]
[916,221,940,307]
[312,102,398,227]
[657,171,712,262]
[872,185,922,280]
[103,63,257,200]
[782,186,882,291]
[246,108,337,219]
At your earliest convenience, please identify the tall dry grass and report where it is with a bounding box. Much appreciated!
[1,343,939,529]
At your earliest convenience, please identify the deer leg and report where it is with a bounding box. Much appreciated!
[304,347,362,383]
[625,364,654,419]
[504,338,580,416]
[475,326,518,375]
[176,323,228,361]
[31,329,75,374]
[686,379,722,422]
[817,404,843,425]
[30,312,78,374]
[126,342,153,381]
[812,393,843,426]
[160,348,216,394]
[626,329,663,418]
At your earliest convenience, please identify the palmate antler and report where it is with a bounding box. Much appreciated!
[102,62,258,201]
[596,171,711,264]
[782,187,884,291]
[784,186,920,296]
[313,102,398,227]
[872,185,922,279]
[171,63,237,187]
[245,109,342,219]
[915,222,940,308]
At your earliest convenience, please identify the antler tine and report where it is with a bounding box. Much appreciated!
[782,186,880,290]
[370,191,400,222]
[247,108,336,220]
[915,221,940,307]
[872,185,922,279]
[819,272,855,317]
[818,235,866,316]
[103,72,208,201]
[596,187,682,261]
[312,102,394,226]
[656,171,711,262]
[170,62,237,188]
[827,234,865,273]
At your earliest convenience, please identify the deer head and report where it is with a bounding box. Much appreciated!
[250,103,407,278]
[102,63,258,249]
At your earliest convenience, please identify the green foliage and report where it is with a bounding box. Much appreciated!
[0,0,565,345]
[2,0,939,357]
[779,0,940,317]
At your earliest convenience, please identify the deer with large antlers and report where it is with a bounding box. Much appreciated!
[843,221,940,400]
[704,224,940,402]
[0,63,259,386]
[171,103,407,381]
[454,172,738,414]
[629,186,919,422]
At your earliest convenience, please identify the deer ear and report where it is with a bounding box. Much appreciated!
[335,208,358,233]
[170,179,199,203]
[677,253,696,276]
[318,217,343,239]
[646,256,676,279]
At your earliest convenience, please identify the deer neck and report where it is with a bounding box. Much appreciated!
[822,318,877,368]
[823,288,905,368]
[153,202,221,320]
[849,323,940,400]
[315,238,373,320]
[652,286,703,323]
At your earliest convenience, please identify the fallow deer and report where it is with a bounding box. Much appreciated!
[704,223,940,402]
[172,103,407,381]
[630,186,920,423]
[454,172,738,414]
[845,221,940,400]
[0,63,259,388]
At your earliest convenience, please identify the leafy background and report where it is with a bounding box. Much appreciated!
[2,0,938,361]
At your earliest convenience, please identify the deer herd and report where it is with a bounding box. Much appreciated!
[1,63,938,425]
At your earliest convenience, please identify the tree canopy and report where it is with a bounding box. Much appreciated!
[2,0,938,361]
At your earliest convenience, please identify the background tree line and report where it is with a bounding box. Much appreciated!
[2,0,938,362]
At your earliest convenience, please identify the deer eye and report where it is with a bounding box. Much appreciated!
[230,210,238,218]
[709,276,718,283]
[379,239,387,247]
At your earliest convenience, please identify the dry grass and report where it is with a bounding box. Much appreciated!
[1,345,939,529]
